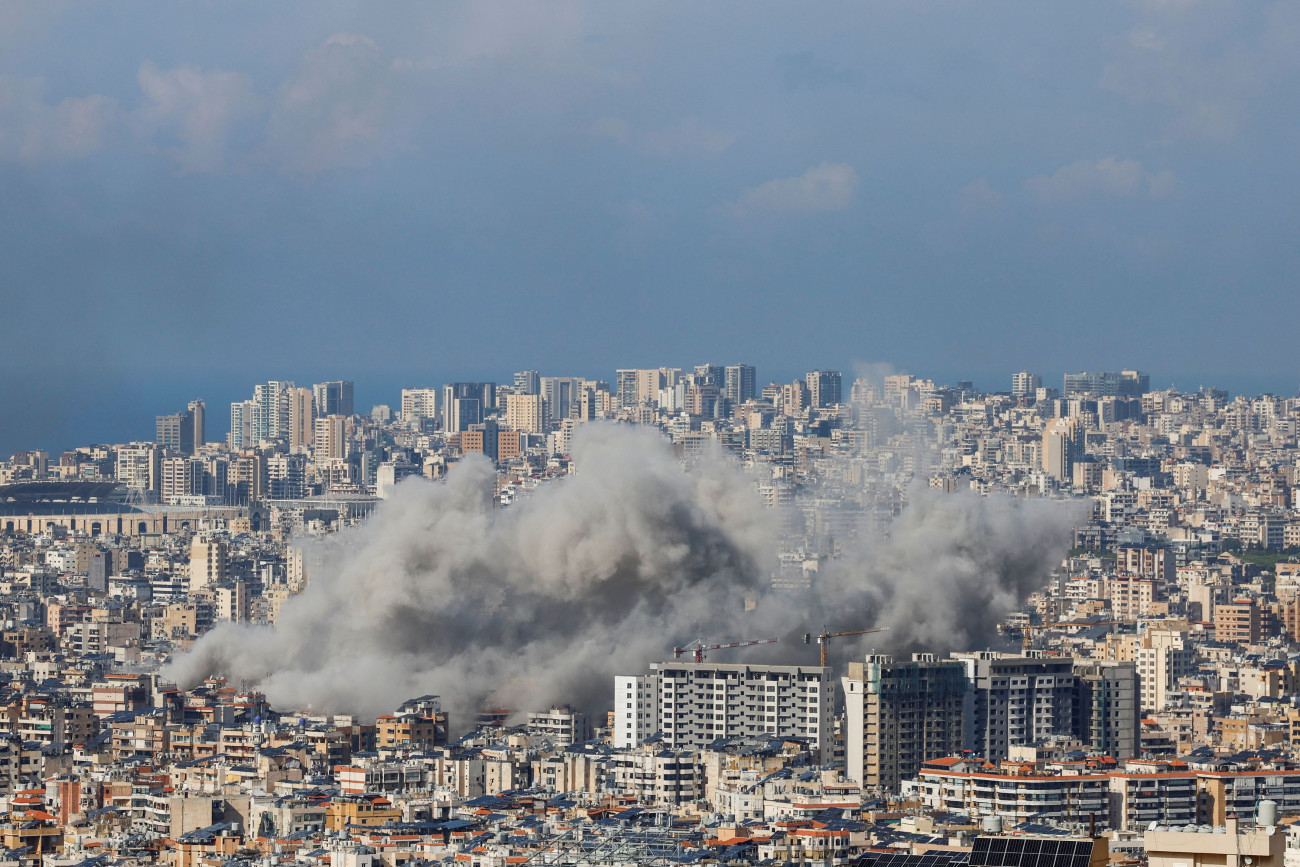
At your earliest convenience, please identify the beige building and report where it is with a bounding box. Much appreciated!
[375,712,447,750]
[1117,545,1176,583]
[637,369,666,404]
[1147,814,1283,867]
[287,387,314,451]
[313,414,347,461]
[1136,627,1195,712]
[781,381,808,414]
[505,393,545,434]
[1041,417,1081,480]
[188,537,229,593]
[160,456,205,503]
[1214,599,1262,645]
[115,443,161,493]
[211,582,249,623]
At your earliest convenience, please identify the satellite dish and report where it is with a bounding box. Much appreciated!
[1147,822,1158,831]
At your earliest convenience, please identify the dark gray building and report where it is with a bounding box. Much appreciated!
[87,551,112,592]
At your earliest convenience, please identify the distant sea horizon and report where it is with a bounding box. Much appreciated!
[2,366,1295,461]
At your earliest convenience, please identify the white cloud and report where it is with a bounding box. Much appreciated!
[439,2,586,63]
[136,61,261,172]
[734,162,859,215]
[1024,157,1174,203]
[263,32,398,173]
[24,94,118,162]
[0,76,119,162]
[1099,1,1300,143]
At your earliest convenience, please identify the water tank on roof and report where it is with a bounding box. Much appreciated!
[1259,800,1279,828]
[982,816,1002,834]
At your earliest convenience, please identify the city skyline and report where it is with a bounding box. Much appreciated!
[6,363,1300,459]
[3,2,1300,458]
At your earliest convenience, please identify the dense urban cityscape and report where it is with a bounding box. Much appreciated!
[6,0,1297,864]
[0,365,1298,865]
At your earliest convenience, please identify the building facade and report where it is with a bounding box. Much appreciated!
[614,662,834,756]
[953,652,1077,763]
[842,653,968,793]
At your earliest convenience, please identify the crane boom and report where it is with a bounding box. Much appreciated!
[828,627,888,639]
[673,636,779,664]
[802,626,888,667]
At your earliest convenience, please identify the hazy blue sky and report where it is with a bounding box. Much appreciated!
[2,1,1298,454]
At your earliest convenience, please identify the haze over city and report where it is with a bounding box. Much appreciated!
[3,2,1300,455]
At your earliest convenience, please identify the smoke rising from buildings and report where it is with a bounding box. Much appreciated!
[167,424,1082,727]
[811,490,1090,660]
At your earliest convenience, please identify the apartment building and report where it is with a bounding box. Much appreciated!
[1135,627,1196,712]
[952,652,1077,763]
[841,653,967,792]
[1214,599,1263,645]
[525,705,588,749]
[613,662,833,756]
[606,744,703,807]
[907,756,1109,824]
[1074,660,1140,760]
[1107,762,1198,831]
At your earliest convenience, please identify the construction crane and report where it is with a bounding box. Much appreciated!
[803,626,889,668]
[1021,619,1128,650]
[673,636,778,664]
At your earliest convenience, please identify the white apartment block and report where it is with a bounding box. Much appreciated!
[1136,630,1196,712]
[400,388,439,424]
[614,674,661,749]
[525,705,588,749]
[115,443,160,492]
[613,662,834,756]
[606,746,703,806]
[905,759,1108,824]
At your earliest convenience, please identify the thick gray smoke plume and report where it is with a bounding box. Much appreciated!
[167,425,776,722]
[167,424,1083,727]
[807,490,1090,662]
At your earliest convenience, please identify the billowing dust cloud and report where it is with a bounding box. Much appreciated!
[167,424,1082,727]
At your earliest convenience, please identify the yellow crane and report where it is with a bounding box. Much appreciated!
[803,626,889,668]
